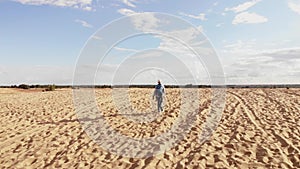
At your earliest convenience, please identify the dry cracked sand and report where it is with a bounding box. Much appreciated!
[0,88,299,168]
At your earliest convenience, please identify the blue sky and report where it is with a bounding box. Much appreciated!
[1,0,300,85]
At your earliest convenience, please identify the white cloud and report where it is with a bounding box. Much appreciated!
[224,47,300,84]
[117,10,162,33]
[121,0,136,8]
[75,19,93,28]
[160,26,205,45]
[179,12,207,21]
[117,8,137,16]
[0,65,73,85]
[196,25,204,32]
[223,39,260,56]
[216,23,224,27]
[90,13,219,84]
[100,50,209,85]
[13,0,93,11]
[224,40,256,48]
[225,0,261,13]
[131,13,161,32]
[114,46,138,52]
[232,12,268,24]
[91,35,102,40]
[83,6,92,11]
[96,24,212,84]
[155,26,216,84]
[220,40,300,84]
[288,0,300,15]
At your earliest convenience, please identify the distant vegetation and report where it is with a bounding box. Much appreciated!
[45,84,56,91]
[18,84,30,89]
[0,84,299,89]
[72,84,300,88]
[7,84,60,91]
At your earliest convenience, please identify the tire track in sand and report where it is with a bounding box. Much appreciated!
[228,91,295,168]
[258,89,300,154]
[0,125,51,150]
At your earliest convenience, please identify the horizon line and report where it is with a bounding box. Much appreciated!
[1,84,300,88]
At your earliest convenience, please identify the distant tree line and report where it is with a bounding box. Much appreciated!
[73,84,299,88]
[1,84,299,89]
[2,84,59,91]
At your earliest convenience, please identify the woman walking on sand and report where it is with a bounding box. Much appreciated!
[153,80,165,112]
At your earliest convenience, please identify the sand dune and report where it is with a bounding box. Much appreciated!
[0,88,299,168]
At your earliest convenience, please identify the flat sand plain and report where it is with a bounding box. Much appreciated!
[0,88,299,168]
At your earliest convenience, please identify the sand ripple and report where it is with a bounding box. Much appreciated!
[0,88,299,168]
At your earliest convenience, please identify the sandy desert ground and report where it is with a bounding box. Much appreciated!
[0,87,299,168]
